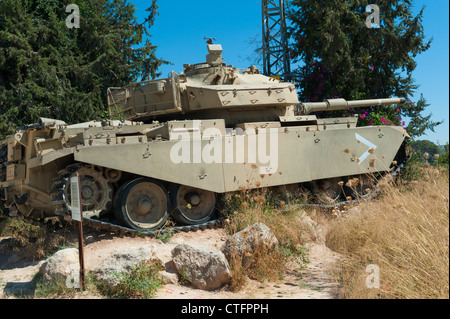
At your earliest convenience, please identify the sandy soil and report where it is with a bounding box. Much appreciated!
[0,226,341,299]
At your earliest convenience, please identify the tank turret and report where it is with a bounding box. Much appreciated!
[107,42,299,126]
[108,43,406,126]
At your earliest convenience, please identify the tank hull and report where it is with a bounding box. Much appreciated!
[73,122,407,192]
[0,117,408,224]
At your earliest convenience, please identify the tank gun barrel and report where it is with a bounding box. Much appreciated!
[298,97,406,115]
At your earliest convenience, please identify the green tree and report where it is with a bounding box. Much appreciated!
[287,0,441,138]
[410,139,441,163]
[402,94,443,139]
[437,143,449,168]
[0,0,166,138]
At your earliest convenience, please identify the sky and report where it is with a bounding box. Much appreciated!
[132,0,449,145]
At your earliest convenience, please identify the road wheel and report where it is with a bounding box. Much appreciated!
[170,185,216,225]
[114,178,169,231]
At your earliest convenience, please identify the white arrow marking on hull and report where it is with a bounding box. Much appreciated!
[355,133,377,164]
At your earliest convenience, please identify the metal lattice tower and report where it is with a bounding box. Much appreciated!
[261,0,291,81]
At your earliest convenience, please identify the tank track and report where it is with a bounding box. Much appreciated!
[50,163,87,215]
[25,154,407,238]
[299,158,406,209]
[48,163,225,237]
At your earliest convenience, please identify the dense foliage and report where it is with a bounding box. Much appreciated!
[287,0,441,138]
[410,139,449,166]
[0,0,166,138]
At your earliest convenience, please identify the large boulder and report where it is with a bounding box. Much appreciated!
[171,244,231,291]
[39,248,80,286]
[221,222,278,263]
[298,213,325,243]
[92,246,158,289]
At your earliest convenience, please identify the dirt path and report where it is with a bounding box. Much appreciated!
[0,227,341,299]
[154,241,340,299]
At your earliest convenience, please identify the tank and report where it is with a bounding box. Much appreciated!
[0,42,409,232]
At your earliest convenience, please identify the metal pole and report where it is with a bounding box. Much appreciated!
[76,173,86,290]
[261,0,291,80]
[262,0,268,75]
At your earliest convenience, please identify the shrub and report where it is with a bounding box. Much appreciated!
[0,218,66,260]
[222,188,314,291]
[113,259,164,299]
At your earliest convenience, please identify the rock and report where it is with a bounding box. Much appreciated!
[92,246,158,289]
[0,238,12,254]
[160,271,179,284]
[171,244,231,290]
[300,214,325,243]
[221,222,278,262]
[159,260,179,284]
[6,253,22,266]
[3,282,36,298]
[39,248,80,284]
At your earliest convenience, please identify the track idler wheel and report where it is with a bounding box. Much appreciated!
[56,165,113,218]
[113,178,170,231]
[169,185,217,225]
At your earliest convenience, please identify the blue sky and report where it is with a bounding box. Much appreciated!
[132,0,449,144]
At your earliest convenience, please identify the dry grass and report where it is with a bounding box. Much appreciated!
[0,218,67,260]
[221,188,318,291]
[326,167,449,299]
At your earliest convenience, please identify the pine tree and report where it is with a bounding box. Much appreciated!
[287,0,441,137]
[0,0,166,138]
[403,94,442,139]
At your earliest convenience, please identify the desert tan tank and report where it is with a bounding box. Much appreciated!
[0,42,409,232]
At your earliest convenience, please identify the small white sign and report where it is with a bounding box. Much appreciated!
[70,176,82,222]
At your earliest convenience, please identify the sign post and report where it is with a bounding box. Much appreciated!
[70,174,86,290]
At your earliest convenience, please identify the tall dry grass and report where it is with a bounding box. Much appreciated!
[326,167,449,299]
